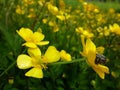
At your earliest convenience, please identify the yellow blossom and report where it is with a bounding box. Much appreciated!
[80,35,109,79]
[16,5,25,15]
[48,21,59,32]
[16,28,49,48]
[76,27,94,38]
[27,8,36,18]
[17,46,60,78]
[42,18,48,24]
[17,47,43,78]
[56,12,71,21]
[47,3,59,15]
[103,26,110,36]
[23,0,34,6]
[60,50,72,61]
[109,23,120,35]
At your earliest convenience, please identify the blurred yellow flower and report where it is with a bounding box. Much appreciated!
[47,3,59,15]
[56,12,71,21]
[17,28,49,48]
[80,35,109,79]
[108,8,115,14]
[27,8,36,18]
[23,0,34,5]
[60,50,72,61]
[48,21,59,32]
[109,23,120,35]
[42,18,48,24]
[16,5,25,15]
[76,27,94,38]
[103,26,110,36]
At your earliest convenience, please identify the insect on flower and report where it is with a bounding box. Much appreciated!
[95,54,106,64]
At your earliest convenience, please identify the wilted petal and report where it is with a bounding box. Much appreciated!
[25,67,43,78]
[17,54,33,69]
[43,46,60,63]
[16,28,33,41]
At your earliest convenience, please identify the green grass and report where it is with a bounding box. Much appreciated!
[64,0,120,12]
[91,1,120,12]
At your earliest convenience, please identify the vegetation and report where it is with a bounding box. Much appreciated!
[0,0,120,90]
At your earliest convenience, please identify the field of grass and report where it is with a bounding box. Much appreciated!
[64,0,120,11]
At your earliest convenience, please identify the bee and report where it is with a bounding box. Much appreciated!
[95,54,106,64]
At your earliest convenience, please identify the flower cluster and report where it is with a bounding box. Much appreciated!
[16,28,71,78]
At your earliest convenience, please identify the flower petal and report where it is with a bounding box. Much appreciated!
[16,28,33,41]
[28,47,41,58]
[37,41,49,46]
[60,50,71,61]
[43,46,60,63]
[22,42,37,48]
[25,67,43,78]
[33,32,45,42]
[17,54,33,69]
[92,64,109,79]
[86,39,96,65]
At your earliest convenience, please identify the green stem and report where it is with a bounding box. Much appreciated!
[0,61,16,77]
[0,58,85,77]
[48,58,85,66]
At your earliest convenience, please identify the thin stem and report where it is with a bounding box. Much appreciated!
[0,58,85,77]
[48,58,85,66]
[0,61,16,77]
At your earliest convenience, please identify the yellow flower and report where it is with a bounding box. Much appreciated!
[23,0,34,5]
[16,5,25,15]
[56,11,70,21]
[48,21,59,32]
[81,35,109,79]
[60,50,72,61]
[47,3,59,15]
[17,28,49,48]
[17,47,43,78]
[76,27,94,38]
[109,23,120,35]
[17,46,61,78]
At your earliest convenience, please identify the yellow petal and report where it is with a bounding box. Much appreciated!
[92,64,109,79]
[86,39,96,65]
[37,41,49,46]
[22,42,37,48]
[44,46,60,63]
[17,54,33,69]
[33,32,44,42]
[60,50,72,61]
[16,28,33,41]
[25,67,43,78]
[28,47,41,58]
